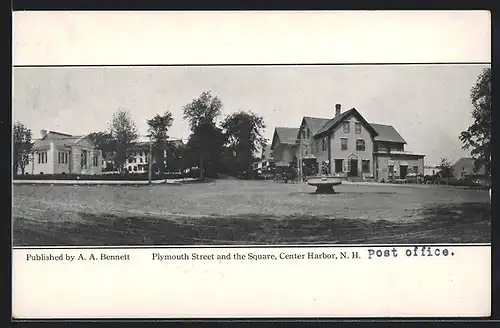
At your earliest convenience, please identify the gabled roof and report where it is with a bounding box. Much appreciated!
[314,108,379,139]
[302,117,331,136]
[452,157,486,174]
[34,131,87,149]
[370,123,407,144]
[41,131,72,140]
[271,127,300,150]
[261,145,273,159]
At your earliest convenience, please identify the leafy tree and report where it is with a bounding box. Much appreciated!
[459,67,491,177]
[182,91,225,179]
[437,158,453,178]
[221,110,267,176]
[185,122,226,178]
[109,109,139,172]
[147,111,174,174]
[165,142,186,172]
[182,91,223,131]
[87,131,116,156]
[13,122,33,175]
[87,131,117,171]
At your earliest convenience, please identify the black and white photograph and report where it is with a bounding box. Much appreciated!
[12,64,491,246]
[11,10,492,319]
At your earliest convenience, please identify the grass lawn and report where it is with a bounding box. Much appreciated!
[12,180,490,246]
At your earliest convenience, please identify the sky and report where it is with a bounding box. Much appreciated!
[13,64,487,166]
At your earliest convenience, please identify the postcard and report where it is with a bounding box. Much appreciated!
[12,10,491,319]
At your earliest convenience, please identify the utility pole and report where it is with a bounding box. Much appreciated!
[148,135,153,185]
[299,127,303,183]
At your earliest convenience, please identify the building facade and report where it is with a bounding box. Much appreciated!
[124,139,185,174]
[270,127,299,168]
[25,130,103,175]
[272,104,425,181]
[451,157,486,179]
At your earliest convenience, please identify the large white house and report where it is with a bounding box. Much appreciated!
[271,104,425,181]
[123,138,184,174]
[23,130,103,175]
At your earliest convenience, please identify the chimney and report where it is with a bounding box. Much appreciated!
[335,104,341,117]
[40,129,48,139]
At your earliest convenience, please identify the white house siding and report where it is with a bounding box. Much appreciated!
[329,114,374,177]
[424,166,441,176]
[125,150,150,173]
[32,144,54,174]
[272,144,297,166]
[375,154,424,182]
[53,146,71,174]
[302,126,328,166]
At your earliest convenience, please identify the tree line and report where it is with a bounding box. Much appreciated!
[14,90,267,179]
[13,67,491,180]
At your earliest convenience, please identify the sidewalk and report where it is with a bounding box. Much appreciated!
[13,178,199,185]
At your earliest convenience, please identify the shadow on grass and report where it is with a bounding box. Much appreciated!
[13,202,490,246]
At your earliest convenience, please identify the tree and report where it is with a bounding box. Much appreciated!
[221,110,267,176]
[147,111,174,174]
[165,142,186,172]
[185,122,226,178]
[87,131,117,171]
[437,158,453,178]
[183,90,223,131]
[109,109,139,172]
[459,67,491,177]
[13,122,33,175]
[182,91,225,179]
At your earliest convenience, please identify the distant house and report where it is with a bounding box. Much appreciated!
[124,138,184,174]
[272,104,425,181]
[270,127,300,167]
[296,116,331,176]
[252,145,274,174]
[24,130,103,175]
[424,165,441,176]
[451,157,486,179]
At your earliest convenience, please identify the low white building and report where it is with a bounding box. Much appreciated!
[124,139,184,174]
[424,165,441,176]
[23,130,103,175]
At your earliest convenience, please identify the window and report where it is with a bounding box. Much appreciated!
[140,157,143,163]
[128,166,132,171]
[343,122,350,133]
[341,138,348,150]
[39,151,47,164]
[355,122,361,134]
[58,151,68,164]
[335,159,343,173]
[362,160,370,173]
[388,165,394,174]
[413,166,418,174]
[133,166,138,171]
[92,155,98,167]
[321,137,327,151]
[306,129,310,139]
[356,139,366,151]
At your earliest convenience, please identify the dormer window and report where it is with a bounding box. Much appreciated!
[343,122,350,133]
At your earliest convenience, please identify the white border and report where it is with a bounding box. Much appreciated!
[12,10,491,319]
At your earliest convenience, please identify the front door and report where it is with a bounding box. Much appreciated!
[400,165,408,178]
[350,159,358,177]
